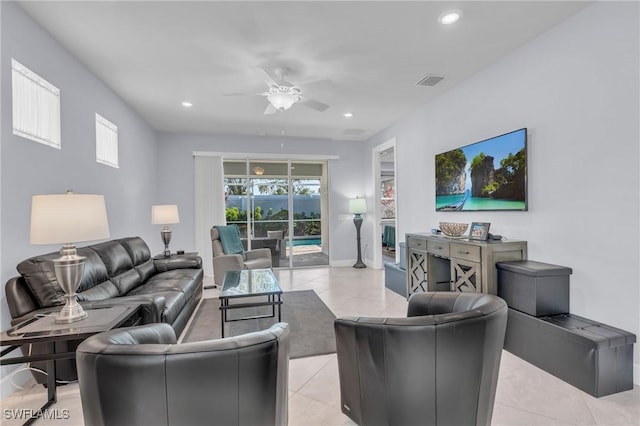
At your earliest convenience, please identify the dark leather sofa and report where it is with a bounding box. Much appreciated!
[335,292,507,426]
[76,322,290,426]
[5,236,203,384]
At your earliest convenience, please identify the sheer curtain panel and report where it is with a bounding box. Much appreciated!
[194,155,226,277]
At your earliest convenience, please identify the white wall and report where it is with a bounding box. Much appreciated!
[156,133,367,267]
[366,1,640,380]
[0,2,160,397]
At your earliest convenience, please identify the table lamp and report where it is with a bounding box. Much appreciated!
[152,204,180,257]
[349,197,367,268]
[30,191,110,323]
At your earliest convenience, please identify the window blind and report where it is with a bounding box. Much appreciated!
[11,59,61,148]
[95,113,119,168]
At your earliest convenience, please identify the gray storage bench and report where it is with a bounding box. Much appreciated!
[497,260,636,397]
[505,308,635,397]
[384,242,407,297]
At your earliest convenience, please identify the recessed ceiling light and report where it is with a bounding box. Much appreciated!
[181,101,193,107]
[343,112,353,118]
[439,10,462,25]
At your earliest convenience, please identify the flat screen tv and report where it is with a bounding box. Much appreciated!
[435,128,527,211]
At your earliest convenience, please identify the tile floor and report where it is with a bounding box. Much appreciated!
[1,266,638,425]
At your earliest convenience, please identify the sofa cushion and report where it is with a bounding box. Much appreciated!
[76,248,110,292]
[119,237,151,265]
[136,259,156,282]
[110,269,143,295]
[16,252,64,308]
[136,269,203,297]
[77,281,119,302]
[90,241,142,294]
[90,241,135,277]
[16,246,118,308]
[117,237,156,283]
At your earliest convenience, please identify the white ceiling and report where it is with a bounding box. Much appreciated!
[17,1,590,141]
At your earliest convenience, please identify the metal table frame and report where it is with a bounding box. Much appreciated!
[219,269,283,338]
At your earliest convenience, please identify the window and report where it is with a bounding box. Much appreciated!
[95,113,119,168]
[11,59,61,148]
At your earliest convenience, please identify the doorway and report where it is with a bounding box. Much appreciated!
[372,138,397,269]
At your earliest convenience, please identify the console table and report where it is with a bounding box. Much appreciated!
[405,233,527,297]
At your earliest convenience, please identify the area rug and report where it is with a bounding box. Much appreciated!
[182,290,336,359]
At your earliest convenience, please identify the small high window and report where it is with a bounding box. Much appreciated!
[11,59,61,148]
[95,113,119,168]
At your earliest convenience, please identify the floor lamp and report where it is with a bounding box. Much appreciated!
[349,197,367,268]
[30,191,110,323]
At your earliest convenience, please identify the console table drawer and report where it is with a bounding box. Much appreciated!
[407,238,427,251]
[450,243,481,262]
[427,240,450,257]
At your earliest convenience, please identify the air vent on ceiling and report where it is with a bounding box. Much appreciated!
[342,129,366,136]
[416,74,445,87]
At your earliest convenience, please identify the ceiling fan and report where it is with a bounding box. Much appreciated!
[230,67,330,115]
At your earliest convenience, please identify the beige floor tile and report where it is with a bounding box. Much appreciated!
[496,351,598,425]
[492,402,575,426]
[297,357,342,409]
[289,354,334,393]
[288,393,355,426]
[580,386,640,425]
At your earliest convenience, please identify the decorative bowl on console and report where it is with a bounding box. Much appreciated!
[439,222,469,237]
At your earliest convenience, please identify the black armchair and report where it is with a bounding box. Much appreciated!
[76,322,290,426]
[335,292,507,426]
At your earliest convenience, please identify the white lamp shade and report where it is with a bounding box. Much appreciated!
[30,193,110,245]
[152,204,180,225]
[349,198,367,214]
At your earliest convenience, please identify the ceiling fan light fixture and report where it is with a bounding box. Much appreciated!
[267,92,299,111]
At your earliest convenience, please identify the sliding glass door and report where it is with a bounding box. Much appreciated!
[223,159,328,268]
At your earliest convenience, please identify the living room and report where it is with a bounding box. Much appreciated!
[1,1,638,424]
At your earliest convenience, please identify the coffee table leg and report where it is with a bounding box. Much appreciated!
[220,298,225,338]
[278,294,282,322]
[270,294,275,317]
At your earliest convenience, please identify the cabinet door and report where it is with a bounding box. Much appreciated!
[451,258,482,292]
[407,249,428,295]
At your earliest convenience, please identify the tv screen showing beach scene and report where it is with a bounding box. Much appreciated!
[435,128,527,211]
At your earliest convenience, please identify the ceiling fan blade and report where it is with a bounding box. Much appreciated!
[258,66,293,88]
[264,103,278,115]
[299,96,329,112]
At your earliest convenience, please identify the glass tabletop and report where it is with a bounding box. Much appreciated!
[221,269,282,298]
[0,305,140,344]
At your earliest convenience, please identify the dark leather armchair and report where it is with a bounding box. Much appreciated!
[335,292,507,426]
[77,322,290,426]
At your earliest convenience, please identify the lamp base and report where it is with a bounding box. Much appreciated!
[352,214,366,269]
[161,227,172,258]
[52,246,88,323]
[55,295,88,323]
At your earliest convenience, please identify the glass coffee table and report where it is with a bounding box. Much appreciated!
[219,269,282,338]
